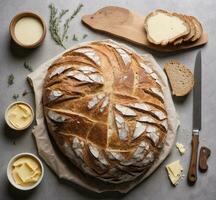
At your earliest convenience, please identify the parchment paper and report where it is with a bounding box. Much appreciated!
[27,39,180,193]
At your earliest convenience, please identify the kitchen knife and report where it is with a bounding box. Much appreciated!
[188,51,202,185]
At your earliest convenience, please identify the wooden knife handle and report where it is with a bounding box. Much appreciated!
[188,133,199,185]
[199,146,211,173]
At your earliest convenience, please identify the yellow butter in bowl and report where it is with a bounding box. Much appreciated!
[11,156,42,187]
[5,101,34,130]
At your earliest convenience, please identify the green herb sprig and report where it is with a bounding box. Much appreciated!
[49,3,84,49]
[49,4,67,48]
[8,74,14,86]
[62,4,83,41]
[22,90,29,96]
[24,61,33,72]
[82,34,88,39]
[72,34,79,41]
[12,94,19,101]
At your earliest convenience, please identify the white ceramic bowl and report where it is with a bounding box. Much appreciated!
[7,153,44,191]
[5,101,34,131]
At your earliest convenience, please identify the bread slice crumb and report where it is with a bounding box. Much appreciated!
[164,60,194,96]
[144,9,190,46]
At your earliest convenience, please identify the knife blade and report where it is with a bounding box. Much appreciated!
[188,50,202,185]
[193,50,202,131]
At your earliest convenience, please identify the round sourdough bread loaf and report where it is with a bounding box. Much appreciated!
[43,41,168,184]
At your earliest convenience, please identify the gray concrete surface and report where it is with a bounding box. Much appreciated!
[0,0,215,199]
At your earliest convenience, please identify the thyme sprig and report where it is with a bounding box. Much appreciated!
[12,94,19,101]
[72,34,79,41]
[22,90,29,96]
[24,61,33,72]
[8,74,14,86]
[49,3,84,49]
[62,4,84,41]
[82,34,88,39]
[49,4,67,48]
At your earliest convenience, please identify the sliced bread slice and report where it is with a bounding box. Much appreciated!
[164,60,194,96]
[144,9,190,46]
[190,16,203,42]
[183,15,196,41]
[173,15,196,45]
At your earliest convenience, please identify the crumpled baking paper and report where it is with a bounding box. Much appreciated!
[27,39,179,193]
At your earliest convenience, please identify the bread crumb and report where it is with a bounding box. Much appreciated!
[176,143,186,155]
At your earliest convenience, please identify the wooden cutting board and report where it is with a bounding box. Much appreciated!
[82,6,208,52]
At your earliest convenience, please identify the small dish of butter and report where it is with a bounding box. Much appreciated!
[9,12,46,48]
[5,101,34,131]
[7,153,44,190]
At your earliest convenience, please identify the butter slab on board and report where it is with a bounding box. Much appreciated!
[82,6,208,52]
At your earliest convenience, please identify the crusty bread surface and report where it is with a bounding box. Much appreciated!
[43,41,169,183]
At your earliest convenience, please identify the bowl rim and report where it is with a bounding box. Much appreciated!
[9,11,46,48]
[5,101,34,131]
[7,152,44,191]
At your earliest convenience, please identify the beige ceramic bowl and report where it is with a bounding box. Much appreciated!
[9,12,46,48]
[7,153,44,191]
[5,101,34,131]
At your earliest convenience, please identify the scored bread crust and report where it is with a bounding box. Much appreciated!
[164,60,194,96]
[144,9,190,46]
[42,40,169,184]
[190,16,203,42]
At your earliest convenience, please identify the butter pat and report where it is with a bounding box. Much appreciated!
[13,156,39,171]
[7,102,33,130]
[16,164,34,183]
[12,170,23,185]
[166,160,183,186]
[176,143,186,155]
[11,156,41,186]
